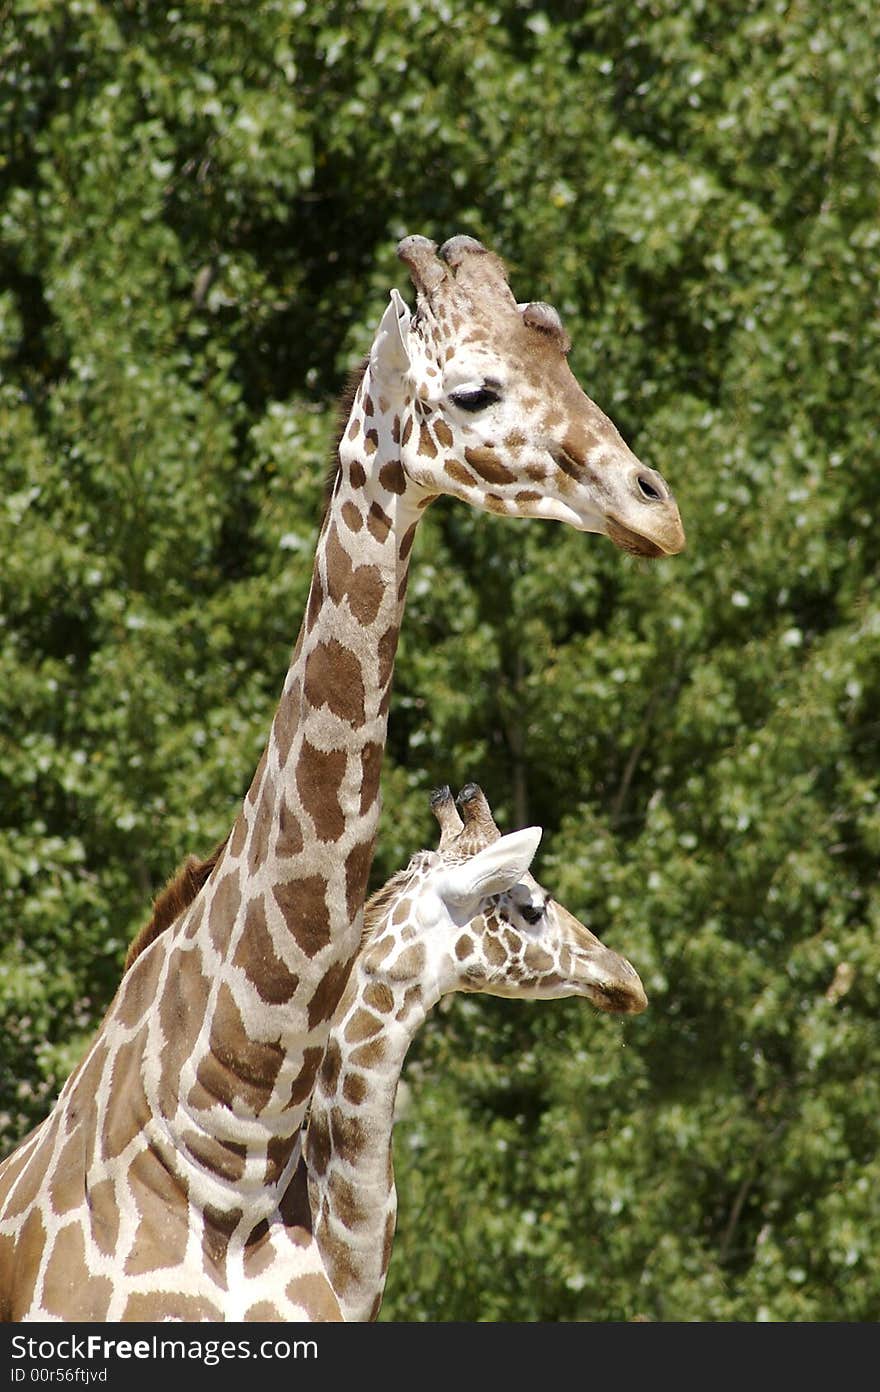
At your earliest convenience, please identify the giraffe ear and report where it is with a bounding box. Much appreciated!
[370,288,412,380]
[435,827,542,916]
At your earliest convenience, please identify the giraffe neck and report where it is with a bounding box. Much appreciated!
[306,927,441,1322]
[118,368,428,1220]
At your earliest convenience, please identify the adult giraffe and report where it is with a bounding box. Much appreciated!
[0,234,682,1321]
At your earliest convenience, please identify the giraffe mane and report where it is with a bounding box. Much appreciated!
[123,837,227,973]
[360,852,437,947]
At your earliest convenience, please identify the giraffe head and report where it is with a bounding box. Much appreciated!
[368,234,684,559]
[363,784,646,1015]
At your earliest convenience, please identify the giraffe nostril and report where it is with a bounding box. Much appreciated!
[636,472,667,503]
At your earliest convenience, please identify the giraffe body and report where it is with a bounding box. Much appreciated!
[0,236,679,1321]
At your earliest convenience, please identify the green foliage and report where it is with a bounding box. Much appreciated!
[1,0,878,1321]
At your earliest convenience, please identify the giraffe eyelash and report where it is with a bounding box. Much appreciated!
[450,385,502,412]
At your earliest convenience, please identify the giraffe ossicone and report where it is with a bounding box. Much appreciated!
[0,234,677,1322]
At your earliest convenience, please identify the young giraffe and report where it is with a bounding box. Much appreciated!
[305,781,647,1321]
[0,235,680,1322]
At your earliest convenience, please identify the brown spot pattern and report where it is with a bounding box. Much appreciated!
[348,564,384,625]
[228,811,248,859]
[246,790,272,874]
[124,1147,189,1275]
[321,1228,358,1298]
[274,677,301,769]
[363,982,394,1015]
[295,739,347,843]
[199,982,285,1113]
[103,1026,150,1160]
[378,460,406,493]
[329,1108,365,1164]
[484,933,506,966]
[396,985,422,1022]
[345,836,375,920]
[325,524,384,625]
[246,748,268,805]
[248,791,274,877]
[344,1008,382,1044]
[273,873,333,956]
[202,1202,243,1284]
[320,1037,343,1094]
[275,795,304,860]
[387,943,427,980]
[303,639,366,727]
[342,1071,367,1106]
[285,1272,342,1320]
[182,1129,247,1184]
[418,423,437,457]
[63,1038,110,1140]
[305,569,325,632]
[209,869,243,949]
[49,1129,86,1216]
[233,895,299,1005]
[341,500,362,532]
[289,1044,327,1109]
[9,1209,45,1318]
[349,1038,386,1068]
[444,459,477,488]
[42,1223,113,1319]
[245,1300,282,1320]
[465,446,516,484]
[307,1110,331,1177]
[524,943,554,973]
[157,949,212,1118]
[367,501,391,543]
[122,1292,224,1321]
[377,621,399,693]
[359,740,384,816]
[263,1133,294,1187]
[307,959,353,1032]
[86,1178,120,1259]
[328,1171,367,1228]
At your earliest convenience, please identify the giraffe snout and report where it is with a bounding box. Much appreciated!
[606,464,686,558]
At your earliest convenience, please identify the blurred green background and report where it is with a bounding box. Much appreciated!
[1,0,878,1320]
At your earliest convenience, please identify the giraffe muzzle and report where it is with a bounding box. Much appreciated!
[605,475,685,557]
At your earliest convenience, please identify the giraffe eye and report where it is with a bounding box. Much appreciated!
[450,385,501,412]
[520,902,545,926]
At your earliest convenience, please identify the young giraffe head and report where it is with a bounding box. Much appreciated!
[365,234,684,559]
[362,783,647,1014]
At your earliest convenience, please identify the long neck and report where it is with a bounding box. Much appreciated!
[306,935,440,1322]
[120,369,428,1218]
